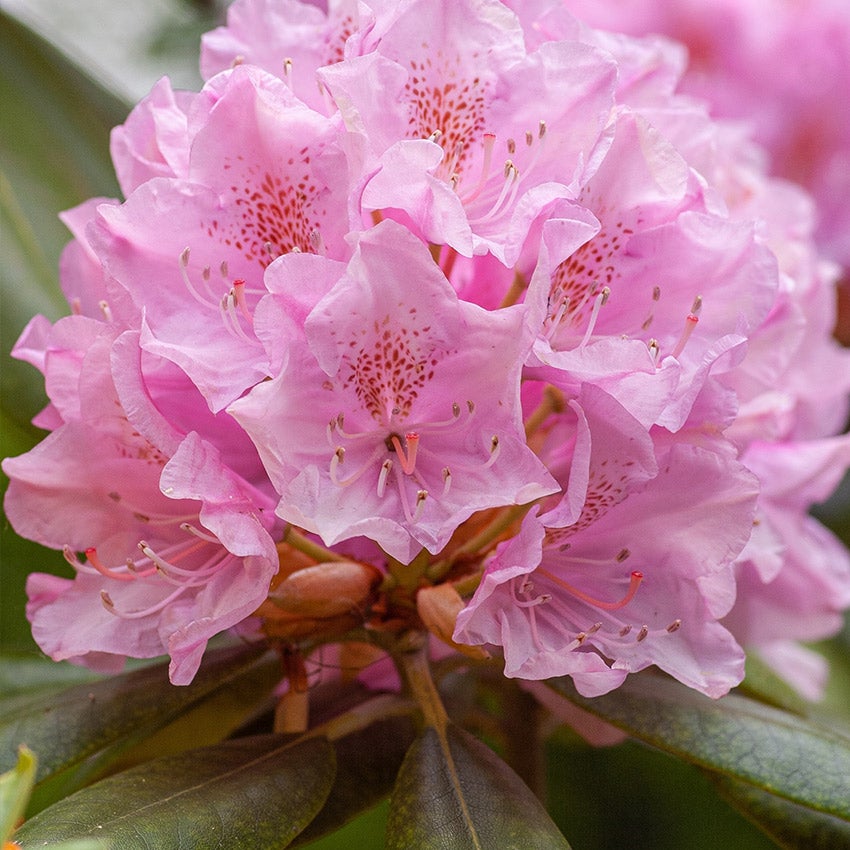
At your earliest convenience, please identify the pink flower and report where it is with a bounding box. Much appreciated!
[230,220,558,562]
[201,0,370,113]
[3,311,279,684]
[91,64,356,411]
[318,0,617,265]
[455,387,758,697]
[524,111,779,431]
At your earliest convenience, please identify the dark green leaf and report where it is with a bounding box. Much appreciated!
[14,734,336,849]
[713,773,850,850]
[386,723,571,850]
[291,715,416,847]
[0,643,278,792]
[738,653,811,716]
[547,673,850,822]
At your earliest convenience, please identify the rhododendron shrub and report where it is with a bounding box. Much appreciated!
[4,1,850,847]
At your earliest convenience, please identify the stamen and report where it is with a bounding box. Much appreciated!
[283,56,293,84]
[670,295,702,359]
[441,467,452,496]
[666,619,682,633]
[414,489,428,521]
[467,160,518,225]
[309,229,326,256]
[577,286,610,349]
[377,458,393,497]
[179,248,219,310]
[460,132,496,204]
[101,584,189,619]
[538,569,643,611]
[636,624,649,642]
[648,338,659,361]
[98,300,113,322]
[179,523,221,544]
[329,443,385,487]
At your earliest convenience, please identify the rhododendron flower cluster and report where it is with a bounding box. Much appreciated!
[5,0,850,707]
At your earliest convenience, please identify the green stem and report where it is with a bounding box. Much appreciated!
[427,502,535,581]
[279,525,346,563]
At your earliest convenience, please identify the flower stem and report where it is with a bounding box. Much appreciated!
[396,634,449,732]
[279,525,346,563]
[427,502,535,581]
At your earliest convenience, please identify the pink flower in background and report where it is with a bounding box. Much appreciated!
[560,0,850,275]
[201,0,370,112]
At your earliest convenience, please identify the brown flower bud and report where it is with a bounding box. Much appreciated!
[269,560,381,619]
[416,583,490,660]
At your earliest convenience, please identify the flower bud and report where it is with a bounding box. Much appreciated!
[269,561,382,619]
[417,583,490,660]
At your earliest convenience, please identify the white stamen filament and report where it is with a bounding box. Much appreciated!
[459,132,496,204]
[377,458,393,497]
[577,286,610,349]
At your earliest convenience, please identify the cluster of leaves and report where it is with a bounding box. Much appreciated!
[2,642,850,848]
[2,7,850,849]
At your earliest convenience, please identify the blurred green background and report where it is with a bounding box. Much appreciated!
[1,2,848,848]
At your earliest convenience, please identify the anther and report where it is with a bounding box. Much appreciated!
[506,138,516,154]
[414,489,428,521]
[100,590,115,610]
[441,466,452,496]
[636,624,649,642]
[377,459,393,498]
[666,619,682,633]
[98,300,113,322]
[525,130,533,146]
[616,548,631,562]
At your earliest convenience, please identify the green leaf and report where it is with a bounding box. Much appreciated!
[292,715,417,847]
[712,774,850,850]
[386,723,571,850]
[1,746,36,842]
[547,672,850,825]
[14,734,336,849]
[0,644,278,796]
